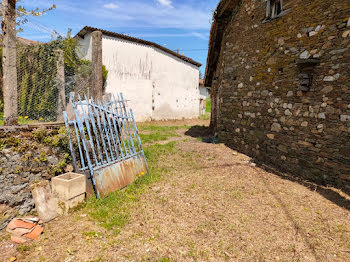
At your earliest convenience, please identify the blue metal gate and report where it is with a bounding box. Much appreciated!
[63,93,148,198]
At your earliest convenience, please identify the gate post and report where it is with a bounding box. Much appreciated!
[91,31,103,100]
[56,49,65,121]
[2,0,18,125]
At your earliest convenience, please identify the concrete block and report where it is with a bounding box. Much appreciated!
[52,172,86,201]
[57,194,85,215]
[31,181,58,222]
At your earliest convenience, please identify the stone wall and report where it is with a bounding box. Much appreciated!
[0,127,71,229]
[215,0,350,187]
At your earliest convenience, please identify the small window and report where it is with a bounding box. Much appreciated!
[296,59,320,92]
[266,0,283,19]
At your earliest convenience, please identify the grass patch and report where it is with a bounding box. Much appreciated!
[83,231,104,239]
[0,112,41,126]
[138,125,189,144]
[206,98,211,113]
[200,113,210,120]
[139,132,178,144]
[138,125,189,132]
[86,142,176,234]
[16,244,32,252]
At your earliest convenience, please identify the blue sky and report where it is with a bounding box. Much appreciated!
[18,0,219,74]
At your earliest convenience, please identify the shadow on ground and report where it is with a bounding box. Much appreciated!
[186,125,350,212]
[185,125,218,143]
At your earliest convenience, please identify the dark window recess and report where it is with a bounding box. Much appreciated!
[272,0,282,18]
[264,0,289,22]
[298,73,313,91]
[296,58,320,91]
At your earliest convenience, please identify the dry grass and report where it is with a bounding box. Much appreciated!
[1,120,350,262]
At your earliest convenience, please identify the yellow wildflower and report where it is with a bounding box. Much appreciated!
[24,116,29,119]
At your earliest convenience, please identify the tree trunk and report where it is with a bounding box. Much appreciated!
[2,0,18,125]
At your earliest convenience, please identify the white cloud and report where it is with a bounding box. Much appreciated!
[156,0,172,8]
[20,0,215,32]
[103,3,119,9]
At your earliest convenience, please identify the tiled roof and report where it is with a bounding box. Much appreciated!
[0,35,42,46]
[75,26,202,67]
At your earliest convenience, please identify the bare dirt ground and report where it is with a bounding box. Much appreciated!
[1,120,350,262]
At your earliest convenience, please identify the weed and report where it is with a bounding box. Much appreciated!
[67,248,77,255]
[156,257,174,262]
[200,113,210,120]
[50,160,68,175]
[32,128,50,143]
[3,137,20,147]
[17,244,31,252]
[0,140,5,150]
[39,151,48,162]
[0,113,37,126]
[92,256,103,262]
[83,231,104,239]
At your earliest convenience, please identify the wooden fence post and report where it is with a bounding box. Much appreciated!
[56,49,65,121]
[2,0,18,125]
[91,31,103,100]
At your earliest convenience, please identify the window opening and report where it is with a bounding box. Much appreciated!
[266,0,283,19]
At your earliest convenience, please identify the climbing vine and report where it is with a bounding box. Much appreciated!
[0,31,108,121]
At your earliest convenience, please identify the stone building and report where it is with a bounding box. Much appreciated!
[205,0,350,186]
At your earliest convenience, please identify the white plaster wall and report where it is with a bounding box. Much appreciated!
[199,86,210,99]
[77,33,200,121]
[77,34,92,60]
[151,49,200,120]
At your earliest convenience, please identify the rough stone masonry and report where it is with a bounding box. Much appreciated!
[0,127,71,229]
[205,0,350,187]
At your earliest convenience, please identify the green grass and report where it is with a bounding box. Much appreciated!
[200,113,210,120]
[138,125,189,132]
[139,132,179,144]
[86,141,176,234]
[206,98,211,113]
[138,125,189,144]
[0,112,41,126]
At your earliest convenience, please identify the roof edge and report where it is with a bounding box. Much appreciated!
[75,26,202,67]
[204,0,241,86]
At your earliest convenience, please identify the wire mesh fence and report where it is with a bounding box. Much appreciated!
[16,42,59,122]
[0,37,94,125]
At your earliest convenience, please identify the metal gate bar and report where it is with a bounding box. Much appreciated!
[63,93,148,198]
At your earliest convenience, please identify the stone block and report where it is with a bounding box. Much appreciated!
[52,172,86,201]
[52,173,86,214]
[31,181,58,222]
[57,194,85,215]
